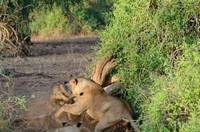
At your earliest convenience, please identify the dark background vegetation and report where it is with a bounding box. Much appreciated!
[29,0,114,37]
[0,0,200,131]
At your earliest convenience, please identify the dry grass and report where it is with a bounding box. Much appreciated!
[0,22,29,56]
[0,22,20,55]
[0,0,30,57]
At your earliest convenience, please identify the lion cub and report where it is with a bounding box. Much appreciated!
[49,82,73,106]
[54,78,139,132]
[49,82,79,124]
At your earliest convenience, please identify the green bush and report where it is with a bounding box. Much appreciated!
[72,0,114,30]
[142,44,200,131]
[29,1,114,37]
[30,4,75,37]
[97,0,200,131]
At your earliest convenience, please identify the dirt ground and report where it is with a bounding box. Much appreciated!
[0,36,99,131]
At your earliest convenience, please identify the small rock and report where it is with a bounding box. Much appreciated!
[31,94,36,99]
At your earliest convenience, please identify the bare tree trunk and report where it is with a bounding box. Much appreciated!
[91,55,116,86]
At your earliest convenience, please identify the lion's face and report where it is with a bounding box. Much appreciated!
[67,78,101,96]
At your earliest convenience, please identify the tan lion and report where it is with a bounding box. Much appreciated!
[49,82,79,124]
[49,82,73,107]
[54,78,140,132]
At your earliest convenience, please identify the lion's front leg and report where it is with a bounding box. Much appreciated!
[54,102,87,123]
[54,106,65,126]
[54,93,69,102]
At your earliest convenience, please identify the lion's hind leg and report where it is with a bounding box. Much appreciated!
[94,118,115,132]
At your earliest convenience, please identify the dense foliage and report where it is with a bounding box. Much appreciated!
[97,0,200,131]
[29,0,113,37]
[142,44,200,131]
[0,0,30,39]
[0,0,30,56]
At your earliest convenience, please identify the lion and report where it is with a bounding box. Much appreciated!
[54,78,140,132]
[49,81,73,107]
[49,82,79,124]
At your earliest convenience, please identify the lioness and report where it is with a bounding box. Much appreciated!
[54,78,139,132]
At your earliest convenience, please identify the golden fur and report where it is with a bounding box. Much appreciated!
[54,78,139,132]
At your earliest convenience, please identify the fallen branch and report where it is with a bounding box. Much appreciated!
[91,55,116,86]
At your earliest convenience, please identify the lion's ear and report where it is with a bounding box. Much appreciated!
[70,78,78,86]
